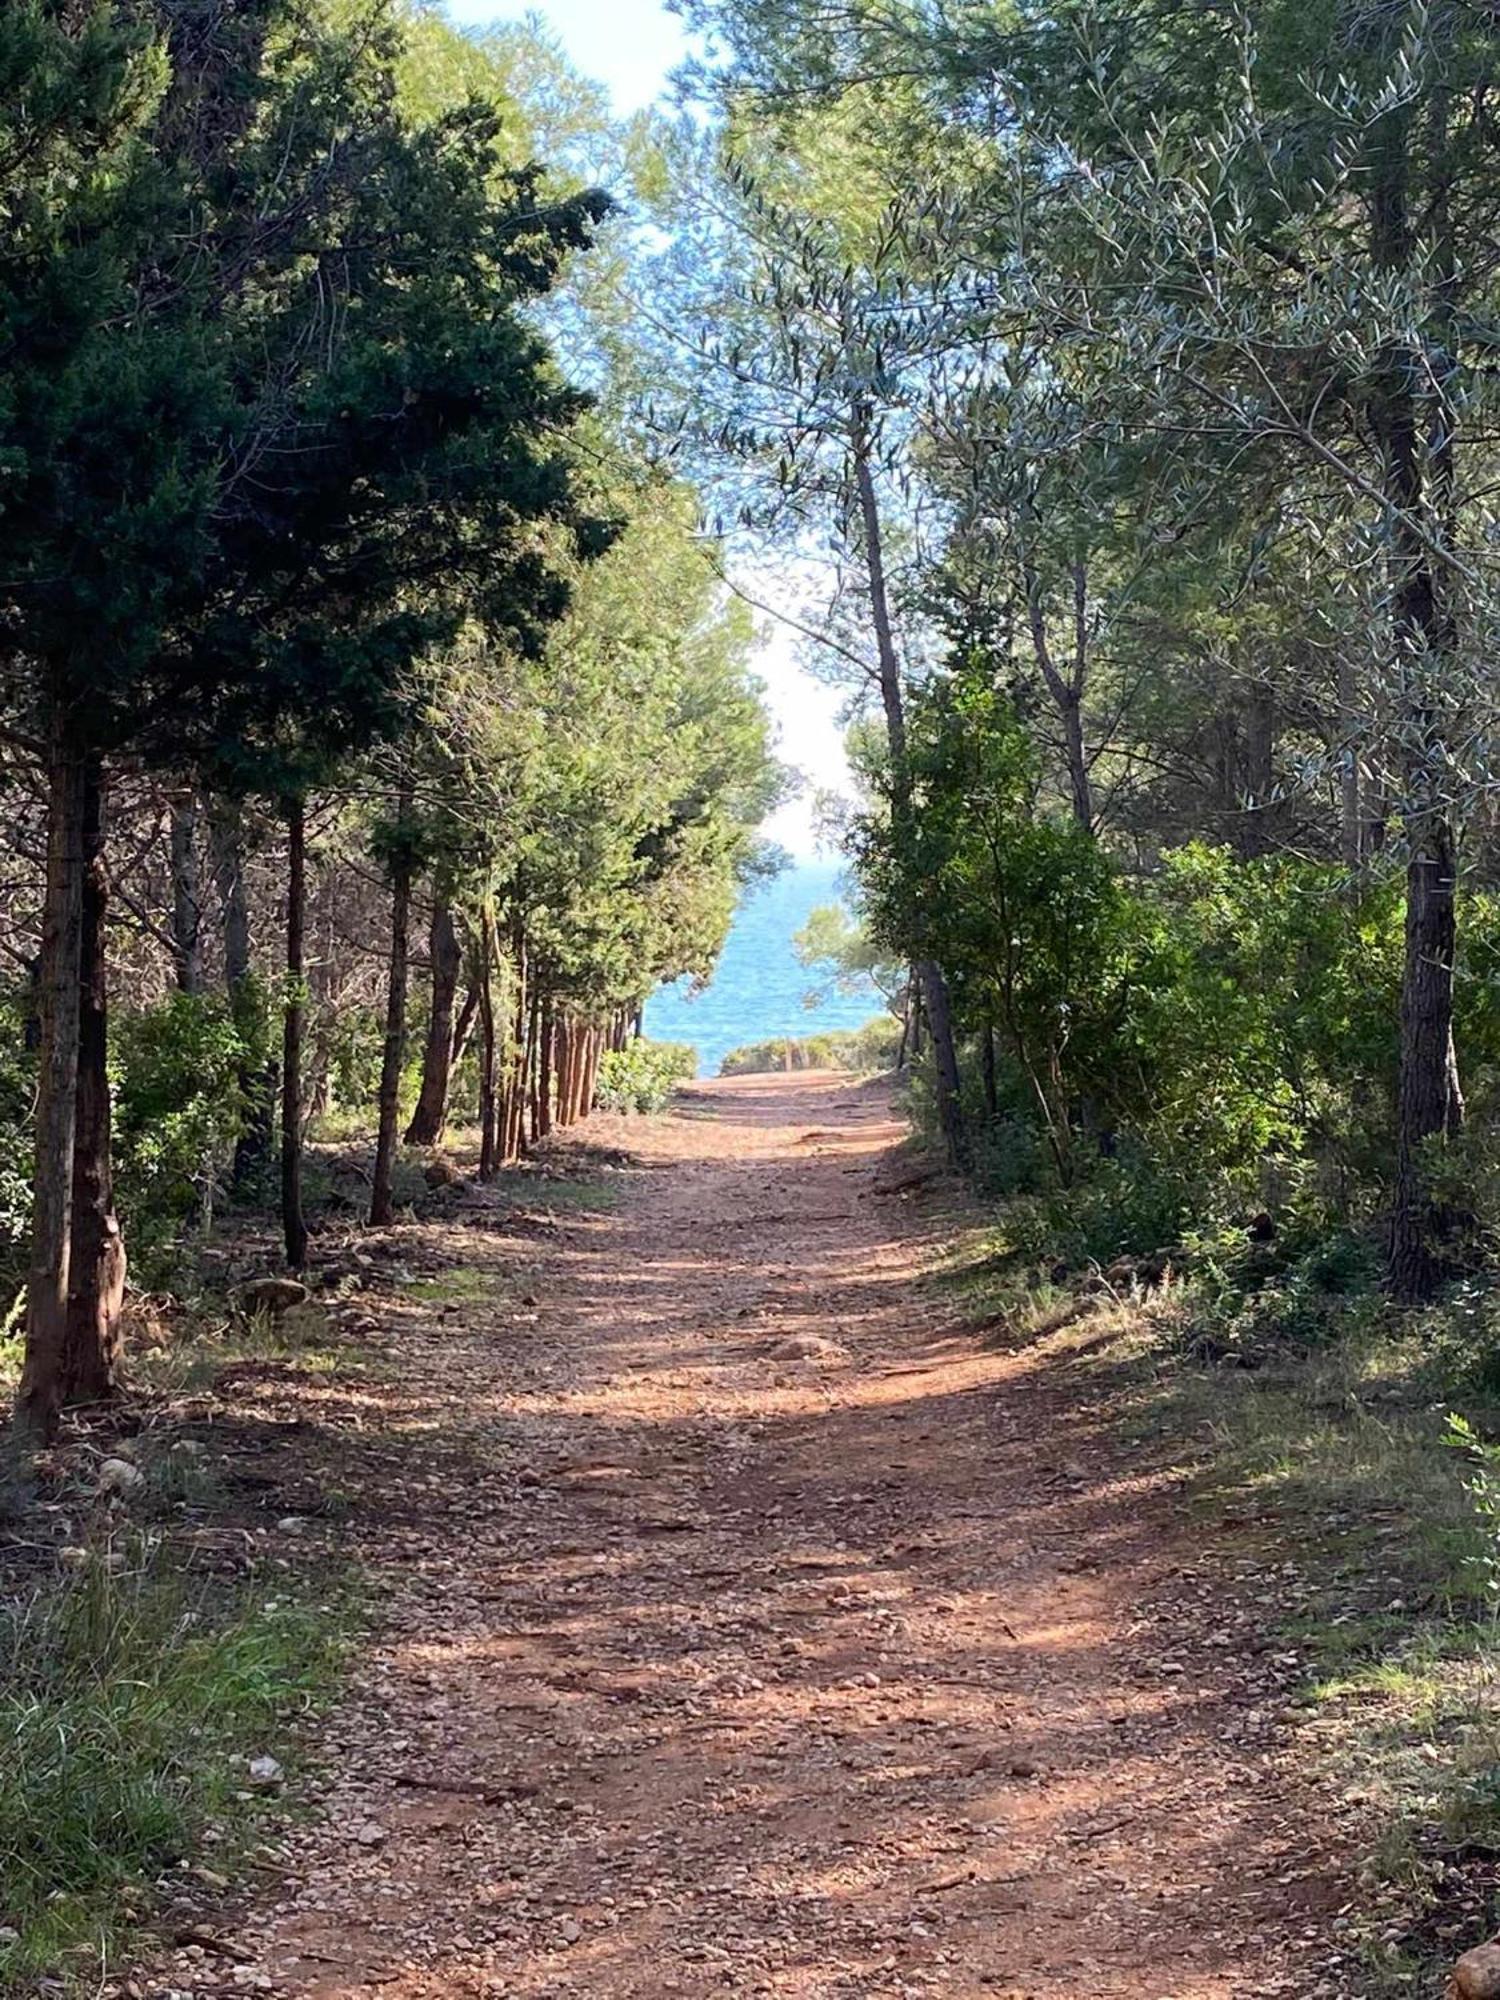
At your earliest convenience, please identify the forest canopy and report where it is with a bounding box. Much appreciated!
[0,0,781,1435]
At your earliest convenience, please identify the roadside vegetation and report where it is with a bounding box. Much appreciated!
[718,1020,900,1077]
[9,0,1500,1986]
[0,0,776,1983]
[647,0,1500,1978]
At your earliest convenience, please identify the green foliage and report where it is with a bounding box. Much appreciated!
[1444,1413,1500,1613]
[113,994,254,1249]
[719,1017,901,1075]
[860,673,1500,1273]
[595,1039,697,1113]
[793,901,902,1008]
[0,993,38,1298]
[0,1547,352,1983]
[321,1004,387,1118]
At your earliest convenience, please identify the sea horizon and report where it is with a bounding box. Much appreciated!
[642,858,889,1078]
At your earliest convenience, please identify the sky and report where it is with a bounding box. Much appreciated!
[443,0,856,856]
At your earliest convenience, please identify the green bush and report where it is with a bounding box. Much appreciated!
[113,992,256,1251]
[719,1017,900,1076]
[0,991,38,1303]
[322,1002,385,1113]
[595,1038,697,1113]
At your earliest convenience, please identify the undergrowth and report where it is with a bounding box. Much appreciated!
[947,1227,1500,1990]
[0,1541,355,1988]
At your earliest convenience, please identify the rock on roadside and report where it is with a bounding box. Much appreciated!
[237,1276,310,1316]
[1450,1941,1500,1999]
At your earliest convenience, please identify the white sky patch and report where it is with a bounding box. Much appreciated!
[444,0,689,113]
[751,614,858,858]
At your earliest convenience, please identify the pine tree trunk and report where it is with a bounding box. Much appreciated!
[211,796,274,1190]
[1374,95,1463,1300]
[506,934,528,1156]
[526,981,543,1146]
[280,798,308,1269]
[581,1026,603,1119]
[210,796,252,992]
[369,777,415,1228]
[538,997,554,1138]
[16,725,88,1437]
[405,894,461,1146]
[451,982,479,1074]
[170,791,203,993]
[478,914,498,1180]
[852,401,967,1167]
[981,1023,998,1119]
[62,757,125,1405]
[1390,808,1463,1298]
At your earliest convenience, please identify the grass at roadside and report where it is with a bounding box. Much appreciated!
[0,1538,356,1990]
[0,1289,366,1991]
[944,1238,1500,1992]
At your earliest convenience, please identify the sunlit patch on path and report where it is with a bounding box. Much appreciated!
[140,1073,1346,2000]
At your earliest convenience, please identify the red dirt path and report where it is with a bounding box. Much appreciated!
[145,1072,1352,1999]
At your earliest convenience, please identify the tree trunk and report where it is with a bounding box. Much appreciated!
[405,893,461,1146]
[210,796,252,991]
[170,790,203,993]
[478,913,498,1180]
[526,980,543,1146]
[1389,807,1463,1298]
[1338,654,1364,874]
[981,1023,998,1119]
[1023,554,1094,831]
[62,757,125,1405]
[538,996,554,1138]
[553,1017,570,1126]
[505,933,528,1157]
[280,798,308,1270]
[211,796,274,1190]
[1374,92,1463,1300]
[16,726,88,1437]
[582,1026,603,1118]
[369,775,415,1227]
[852,402,967,1167]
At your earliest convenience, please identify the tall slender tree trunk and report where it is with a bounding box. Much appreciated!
[1338,654,1364,874]
[211,796,274,1191]
[1023,554,1094,831]
[526,980,543,1147]
[405,893,461,1146]
[170,791,203,994]
[16,725,88,1436]
[538,996,555,1139]
[1374,92,1463,1300]
[852,401,967,1166]
[478,912,498,1180]
[63,757,125,1404]
[581,1026,603,1120]
[369,773,415,1228]
[505,931,528,1157]
[281,798,309,1270]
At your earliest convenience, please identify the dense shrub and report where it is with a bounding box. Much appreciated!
[113,992,257,1251]
[595,1039,697,1112]
[864,672,1500,1276]
[0,993,37,1302]
[719,1016,900,1076]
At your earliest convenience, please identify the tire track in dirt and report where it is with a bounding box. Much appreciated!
[142,1072,1352,2000]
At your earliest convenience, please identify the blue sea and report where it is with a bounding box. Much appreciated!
[644,859,889,1078]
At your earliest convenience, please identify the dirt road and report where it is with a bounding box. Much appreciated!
[155,1073,1350,1999]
